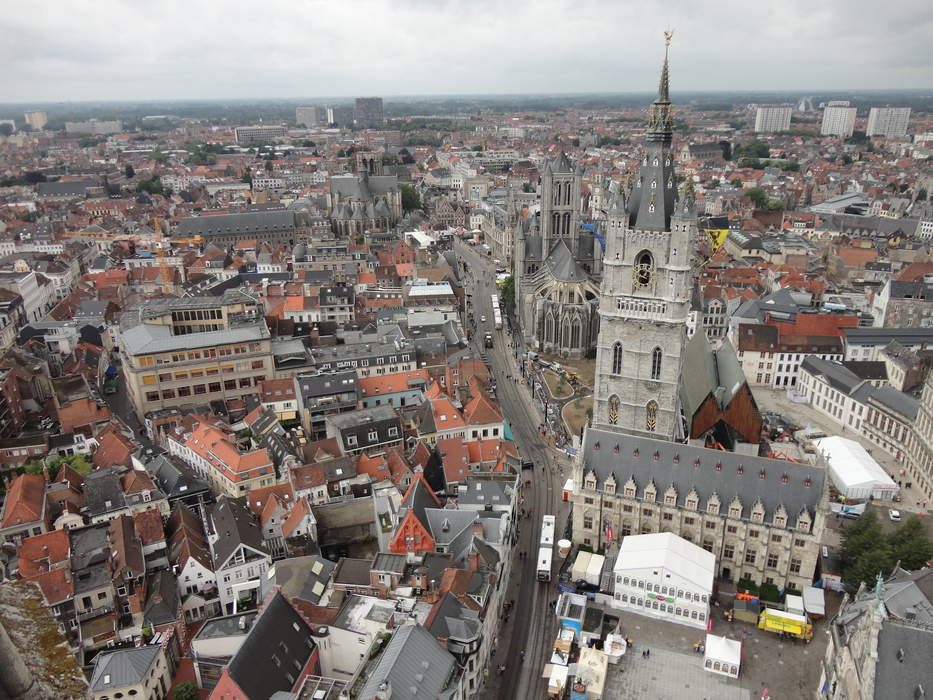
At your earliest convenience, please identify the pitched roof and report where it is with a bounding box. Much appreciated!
[208,495,268,567]
[18,529,70,578]
[357,624,457,700]
[1,473,46,529]
[462,392,502,425]
[582,427,824,522]
[89,646,161,692]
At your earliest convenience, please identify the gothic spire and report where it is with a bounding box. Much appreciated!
[647,31,674,142]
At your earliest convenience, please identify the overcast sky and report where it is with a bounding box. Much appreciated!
[2,0,931,103]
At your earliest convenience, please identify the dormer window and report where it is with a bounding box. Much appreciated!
[759,470,766,480]
[736,465,744,476]
[686,499,697,510]
[673,454,680,464]
[633,448,639,457]
[625,485,636,498]
[613,444,620,454]
[594,442,600,450]
[651,179,657,189]
[715,462,722,472]
[653,452,660,461]
[781,474,789,484]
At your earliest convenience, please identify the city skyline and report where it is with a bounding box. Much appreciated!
[2,0,931,102]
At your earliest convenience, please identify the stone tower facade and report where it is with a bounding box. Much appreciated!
[591,38,699,440]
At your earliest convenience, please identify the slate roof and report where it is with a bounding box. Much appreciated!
[426,592,482,645]
[581,427,824,522]
[176,210,297,237]
[424,509,477,562]
[89,646,161,691]
[357,623,457,700]
[208,495,268,568]
[543,238,589,283]
[874,622,933,700]
[225,592,315,699]
[680,332,747,416]
[144,569,180,626]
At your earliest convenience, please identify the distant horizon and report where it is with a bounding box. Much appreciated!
[2,87,931,110]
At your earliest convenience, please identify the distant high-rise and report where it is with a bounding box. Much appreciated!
[354,97,384,128]
[23,110,48,130]
[295,106,321,128]
[325,105,354,127]
[866,107,911,138]
[234,124,287,144]
[820,101,857,138]
[754,105,792,133]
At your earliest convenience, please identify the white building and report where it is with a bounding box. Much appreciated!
[611,532,716,630]
[754,105,792,133]
[821,102,857,138]
[814,436,899,501]
[866,107,911,138]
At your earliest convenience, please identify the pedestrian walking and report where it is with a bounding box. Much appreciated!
[646,649,650,658]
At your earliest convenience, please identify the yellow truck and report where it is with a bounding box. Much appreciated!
[758,608,813,641]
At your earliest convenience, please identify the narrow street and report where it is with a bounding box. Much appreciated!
[453,240,570,699]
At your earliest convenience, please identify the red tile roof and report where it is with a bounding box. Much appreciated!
[18,529,70,578]
[1,473,46,529]
[357,369,431,397]
[132,508,166,546]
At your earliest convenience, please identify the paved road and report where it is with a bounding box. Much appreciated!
[454,240,567,699]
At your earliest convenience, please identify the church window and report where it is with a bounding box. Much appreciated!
[563,212,571,237]
[608,395,620,425]
[646,401,658,432]
[612,342,623,375]
[554,183,561,206]
[564,182,572,206]
[544,314,555,344]
[651,347,663,380]
[570,319,581,348]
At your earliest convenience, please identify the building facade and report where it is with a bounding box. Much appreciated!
[866,107,911,138]
[821,102,857,138]
[590,44,696,441]
[514,153,603,359]
[754,105,792,133]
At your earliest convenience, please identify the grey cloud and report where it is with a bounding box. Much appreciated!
[0,0,930,102]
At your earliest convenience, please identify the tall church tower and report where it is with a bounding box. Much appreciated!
[591,35,698,441]
[539,153,582,255]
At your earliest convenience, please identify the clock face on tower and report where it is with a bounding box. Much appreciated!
[634,251,654,289]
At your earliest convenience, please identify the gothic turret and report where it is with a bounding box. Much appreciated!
[628,33,677,231]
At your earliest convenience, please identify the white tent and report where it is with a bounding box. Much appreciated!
[704,634,741,678]
[814,436,899,500]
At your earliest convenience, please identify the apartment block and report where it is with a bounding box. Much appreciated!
[821,101,857,138]
[234,124,288,143]
[119,292,274,418]
[867,107,911,138]
[754,105,792,133]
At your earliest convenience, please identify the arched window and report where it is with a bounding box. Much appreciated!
[570,319,581,348]
[563,212,571,237]
[564,182,571,206]
[544,314,555,344]
[634,251,654,288]
[608,395,620,424]
[553,182,561,206]
[612,342,623,375]
[651,346,663,380]
[551,212,560,237]
[646,400,658,432]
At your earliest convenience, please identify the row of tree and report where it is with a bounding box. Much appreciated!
[840,510,933,590]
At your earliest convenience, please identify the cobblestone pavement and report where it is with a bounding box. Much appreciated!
[596,601,829,700]
[606,646,751,700]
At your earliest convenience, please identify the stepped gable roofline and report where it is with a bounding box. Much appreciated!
[581,427,824,522]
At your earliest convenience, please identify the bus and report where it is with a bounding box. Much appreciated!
[541,514,556,549]
[490,294,503,330]
[537,547,553,582]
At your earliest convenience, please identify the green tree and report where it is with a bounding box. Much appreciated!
[745,188,768,208]
[917,188,928,202]
[171,682,200,700]
[735,139,769,159]
[124,164,135,179]
[400,184,421,212]
[264,160,274,173]
[841,155,853,165]
[0,123,13,137]
[710,178,720,188]
[730,177,742,188]
[500,275,515,310]
[889,516,933,571]
[241,168,252,185]
[24,171,47,185]
[137,176,165,196]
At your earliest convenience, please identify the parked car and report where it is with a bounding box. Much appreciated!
[889,509,902,522]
